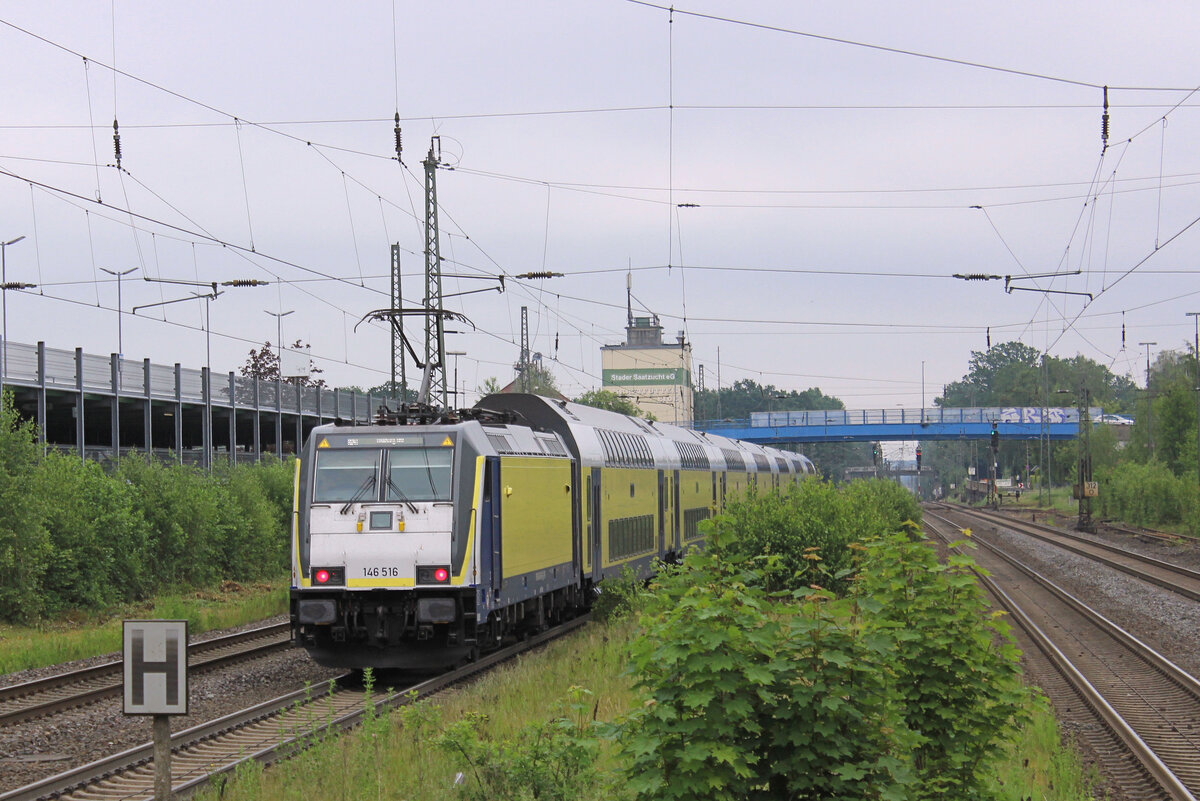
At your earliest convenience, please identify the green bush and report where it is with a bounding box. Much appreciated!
[33,453,151,613]
[0,391,51,622]
[1098,461,1197,532]
[0,389,296,623]
[855,530,1028,799]
[622,538,911,801]
[592,565,651,622]
[709,478,914,595]
[621,493,1026,800]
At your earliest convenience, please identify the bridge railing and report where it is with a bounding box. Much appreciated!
[694,406,1104,430]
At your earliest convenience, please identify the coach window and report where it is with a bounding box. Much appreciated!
[314,449,381,503]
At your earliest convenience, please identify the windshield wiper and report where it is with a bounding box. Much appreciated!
[385,475,419,513]
[340,474,377,515]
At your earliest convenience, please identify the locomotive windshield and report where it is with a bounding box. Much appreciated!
[313,449,381,503]
[312,447,453,504]
[386,448,453,502]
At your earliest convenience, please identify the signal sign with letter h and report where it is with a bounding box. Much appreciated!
[123,620,188,715]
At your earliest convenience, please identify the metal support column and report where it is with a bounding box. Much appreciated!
[1076,388,1094,531]
[274,378,283,457]
[36,342,46,453]
[173,364,183,464]
[74,348,84,463]
[252,378,261,462]
[111,354,120,464]
[201,367,212,470]
[143,358,152,457]
[228,372,237,465]
[295,384,303,455]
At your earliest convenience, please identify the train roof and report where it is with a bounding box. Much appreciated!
[475,393,813,473]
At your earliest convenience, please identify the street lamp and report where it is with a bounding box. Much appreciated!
[265,310,295,380]
[1,235,27,394]
[100,267,138,359]
[1139,341,1157,458]
[137,278,267,468]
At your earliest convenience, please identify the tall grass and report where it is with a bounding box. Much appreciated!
[995,693,1105,800]
[195,623,638,801]
[196,618,1098,801]
[0,579,287,674]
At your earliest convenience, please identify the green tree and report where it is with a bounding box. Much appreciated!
[521,362,560,396]
[931,342,1138,493]
[574,389,654,419]
[0,391,51,621]
[479,377,502,396]
[240,340,326,387]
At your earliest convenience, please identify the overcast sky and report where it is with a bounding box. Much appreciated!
[3,1,1200,411]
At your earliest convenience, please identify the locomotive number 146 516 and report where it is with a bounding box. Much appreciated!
[362,566,400,578]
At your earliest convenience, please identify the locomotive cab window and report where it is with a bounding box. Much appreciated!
[313,449,381,503]
[386,448,453,502]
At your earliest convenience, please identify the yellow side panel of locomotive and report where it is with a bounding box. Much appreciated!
[500,457,574,579]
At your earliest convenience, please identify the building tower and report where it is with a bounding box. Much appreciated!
[599,273,694,424]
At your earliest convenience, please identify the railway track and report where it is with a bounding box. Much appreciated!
[932,502,1200,602]
[0,616,589,801]
[0,622,290,727]
[925,509,1200,801]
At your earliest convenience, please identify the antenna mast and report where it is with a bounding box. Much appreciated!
[423,137,448,408]
[626,270,633,328]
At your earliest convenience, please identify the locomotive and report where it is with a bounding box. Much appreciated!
[289,393,814,669]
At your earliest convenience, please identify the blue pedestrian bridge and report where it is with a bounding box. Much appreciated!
[693,407,1105,445]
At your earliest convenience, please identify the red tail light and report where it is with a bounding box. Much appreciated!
[434,568,449,583]
[315,569,331,584]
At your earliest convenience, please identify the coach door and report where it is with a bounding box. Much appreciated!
[587,468,601,578]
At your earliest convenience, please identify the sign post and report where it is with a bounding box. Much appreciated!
[123,620,188,801]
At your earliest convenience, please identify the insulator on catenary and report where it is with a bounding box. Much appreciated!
[1101,86,1110,149]
[112,118,122,168]
[515,271,564,279]
[394,112,403,162]
[223,279,269,287]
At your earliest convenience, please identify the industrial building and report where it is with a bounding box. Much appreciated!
[601,313,694,425]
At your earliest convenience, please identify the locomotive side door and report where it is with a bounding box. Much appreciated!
[483,456,502,592]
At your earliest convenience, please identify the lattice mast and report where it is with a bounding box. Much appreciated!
[422,137,448,409]
[516,306,531,392]
[390,243,407,401]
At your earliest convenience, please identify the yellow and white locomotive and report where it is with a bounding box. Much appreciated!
[290,393,814,669]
